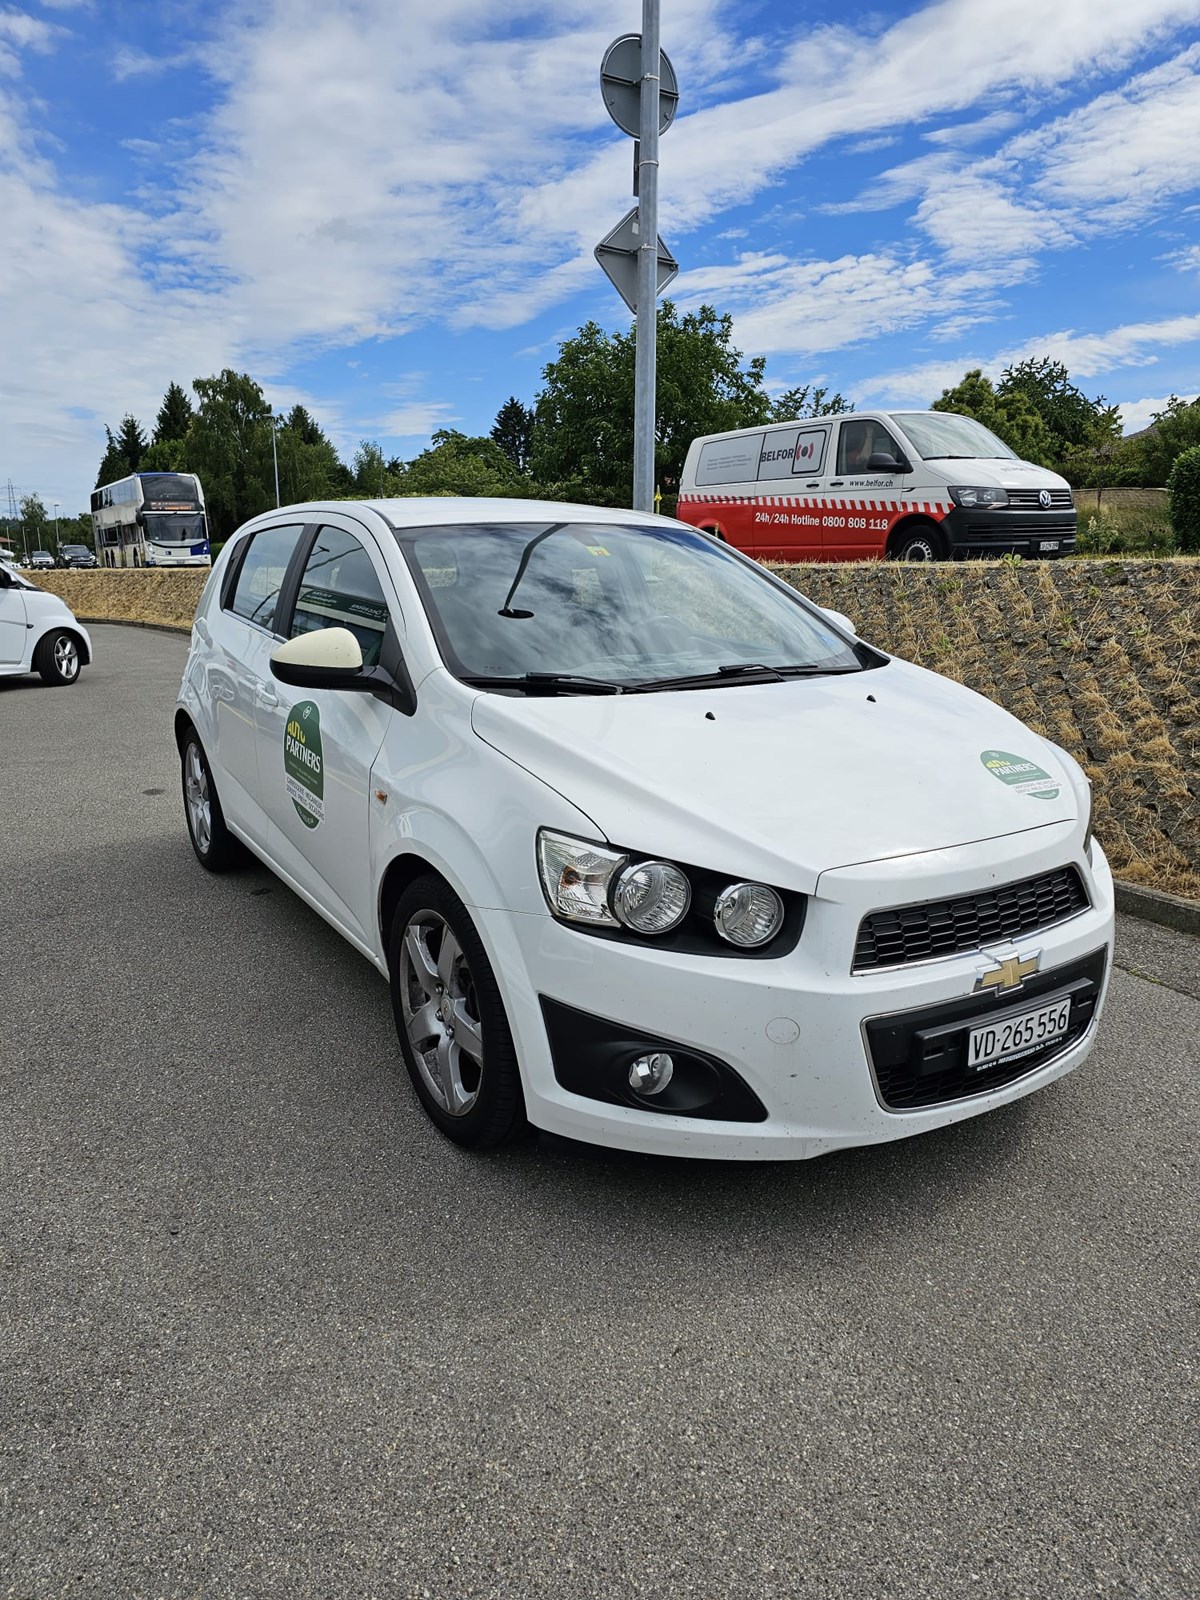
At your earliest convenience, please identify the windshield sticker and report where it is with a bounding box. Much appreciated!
[285,701,325,829]
[584,544,611,557]
[980,749,1060,801]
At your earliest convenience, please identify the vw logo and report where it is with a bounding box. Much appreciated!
[1038,489,1052,509]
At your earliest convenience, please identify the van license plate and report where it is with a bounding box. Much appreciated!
[1039,539,1060,551]
[967,997,1072,1071]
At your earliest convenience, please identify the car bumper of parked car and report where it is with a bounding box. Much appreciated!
[942,506,1077,557]
[477,825,1114,1160]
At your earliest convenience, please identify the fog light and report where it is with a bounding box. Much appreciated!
[628,1052,674,1096]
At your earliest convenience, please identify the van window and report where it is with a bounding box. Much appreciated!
[890,412,1017,460]
[695,435,763,487]
[758,427,828,480]
[836,419,903,476]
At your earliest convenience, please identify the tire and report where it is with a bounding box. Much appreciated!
[33,629,82,686]
[890,524,946,562]
[388,874,526,1149]
[181,729,244,872]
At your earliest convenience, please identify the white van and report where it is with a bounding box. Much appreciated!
[677,410,1076,562]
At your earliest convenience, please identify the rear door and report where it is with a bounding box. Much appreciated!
[257,518,398,948]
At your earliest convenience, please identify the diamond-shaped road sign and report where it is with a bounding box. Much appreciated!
[594,206,678,315]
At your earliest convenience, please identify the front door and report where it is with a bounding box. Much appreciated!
[0,580,28,664]
[257,521,397,948]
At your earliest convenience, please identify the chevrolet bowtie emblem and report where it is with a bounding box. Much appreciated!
[975,951,1041,995]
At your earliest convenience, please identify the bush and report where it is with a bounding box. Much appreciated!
[1075,507,1178,556]
[1168,446,1200,553]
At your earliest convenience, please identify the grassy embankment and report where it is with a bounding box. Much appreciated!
[37,561,1200,900]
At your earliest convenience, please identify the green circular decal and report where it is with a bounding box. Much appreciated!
[980,748,1060,801]
[284,701,325,828]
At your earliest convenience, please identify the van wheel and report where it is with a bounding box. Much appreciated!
[891,525,946,562]
[389,875,526,1150]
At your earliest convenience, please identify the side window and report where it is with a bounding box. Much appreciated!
[837,419,901,475]
[226,523,306,632]
[695,435,763,487]
[289,526,391,668]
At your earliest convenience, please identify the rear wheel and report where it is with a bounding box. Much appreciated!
[34,630,82,686]
[891,524,946,562]
[389,874,526,1149]
[181,730,244,872]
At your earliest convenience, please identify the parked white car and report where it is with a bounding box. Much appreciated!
[0,559,92,685]
[176,500,1114,1159]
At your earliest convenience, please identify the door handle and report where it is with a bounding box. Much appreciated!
[829,480,844,487]
[806,481,820,488]
[256,683,279,708]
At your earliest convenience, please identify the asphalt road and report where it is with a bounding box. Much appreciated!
[2,624,1197,1600]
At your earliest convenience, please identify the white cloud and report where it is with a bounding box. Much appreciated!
[1114,394,1186,432]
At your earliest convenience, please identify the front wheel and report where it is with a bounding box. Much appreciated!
[891,525,946,562]
[34,629,82,686]
[389,875,526,1149]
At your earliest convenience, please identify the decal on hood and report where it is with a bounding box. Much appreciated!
[980,749,1060,801]
[284,701,325,828]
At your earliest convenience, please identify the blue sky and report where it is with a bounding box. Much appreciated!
[2,0,1199,516]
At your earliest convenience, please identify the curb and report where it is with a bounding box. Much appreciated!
[1114,881,1200,937]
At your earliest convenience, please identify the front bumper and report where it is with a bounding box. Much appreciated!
[477,825,1114,1160]
[942,506,1076,557]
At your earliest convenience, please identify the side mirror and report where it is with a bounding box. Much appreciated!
[821,607,858,637]
[270,626,369,689]
[867,452,905,472]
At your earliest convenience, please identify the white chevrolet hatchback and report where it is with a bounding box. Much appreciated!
[176,500,1114,1159]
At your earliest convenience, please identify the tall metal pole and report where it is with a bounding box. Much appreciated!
[271,413,280,507]
[632,0,660,514]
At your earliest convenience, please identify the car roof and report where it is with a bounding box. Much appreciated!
[240,497,686,534]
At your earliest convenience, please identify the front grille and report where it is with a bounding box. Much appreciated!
[853,866,1090,973]
[864,948,1107,1110]
[1006,489,1074,509]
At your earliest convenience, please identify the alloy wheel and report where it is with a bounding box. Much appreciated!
[399,909,485,1117]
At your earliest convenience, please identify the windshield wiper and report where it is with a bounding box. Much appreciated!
[460,671,624,695]
[628,662,861,692]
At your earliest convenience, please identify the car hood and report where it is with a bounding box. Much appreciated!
[470,660,1080,892]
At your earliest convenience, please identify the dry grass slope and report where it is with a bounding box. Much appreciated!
[35,560,1200,900]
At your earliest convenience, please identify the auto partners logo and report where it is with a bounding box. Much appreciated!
[980,749,1060,801]
[284,701,325,829]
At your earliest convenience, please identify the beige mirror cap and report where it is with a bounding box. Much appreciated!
[272,627,364,672]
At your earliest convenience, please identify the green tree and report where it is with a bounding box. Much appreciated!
[1138,395,1200,485]
[351,441,396,497]
[140,438,188,474]
[115,413,148,470]
[187,369,276,540]
[275,408,350,503]
[530,302,772,500]
[153,382,193,444]
[490,397,535,473]
[770,383,850,422]
[395,430,523,497]
[1167,444,1200,553]
[19,493,49,549]
[95,425,131,488]
[997,358,1121,477]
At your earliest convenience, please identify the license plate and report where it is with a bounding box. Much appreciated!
[1039,539,1060,551]
[967,997,1072,1071]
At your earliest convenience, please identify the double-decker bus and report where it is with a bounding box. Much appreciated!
[90,472,212,568]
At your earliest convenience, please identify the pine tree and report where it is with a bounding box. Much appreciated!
[153,382,193,444]
[491,397,535,473]
[114,413,148,471]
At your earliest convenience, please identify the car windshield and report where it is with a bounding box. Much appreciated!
[396,520,875,689]
[891,413,1017,461]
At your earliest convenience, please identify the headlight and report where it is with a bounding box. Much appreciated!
[614,860,691,934]
[537,831,625,926]
[714,882,784,947]
[948,486,1009,508]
